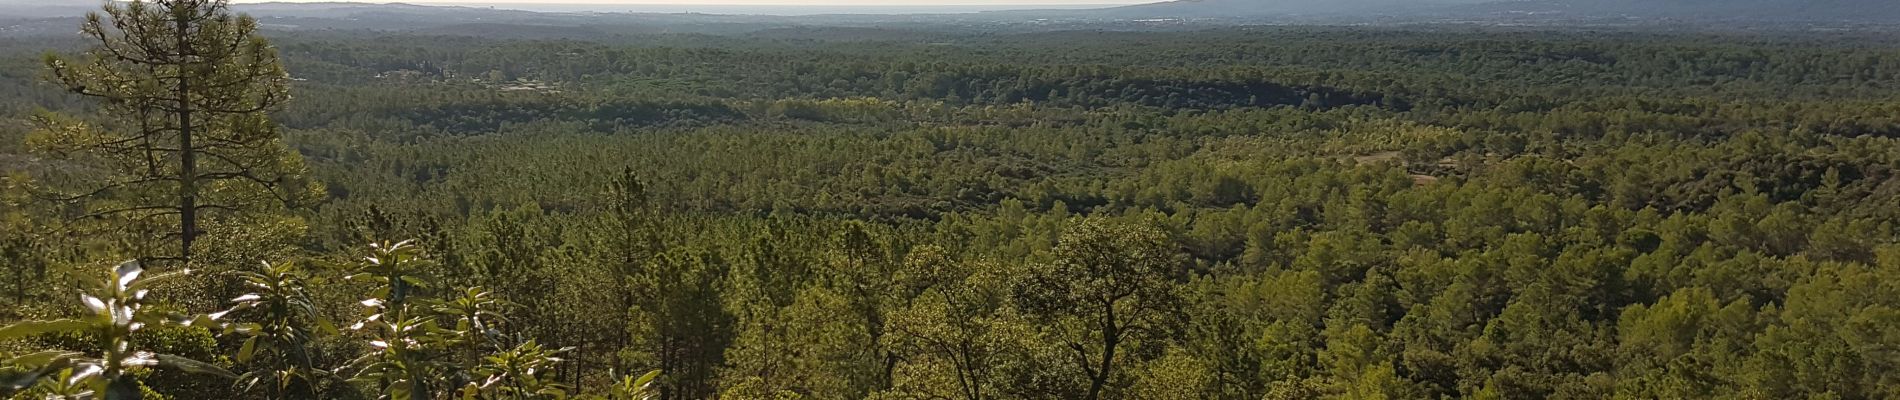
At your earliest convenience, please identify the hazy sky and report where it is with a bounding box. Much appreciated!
[246,0,1151,5]
[544,0,1145,3]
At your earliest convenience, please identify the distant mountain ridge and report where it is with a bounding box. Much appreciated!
[1099,0,1491,18]
[1106,0,1900,22]
[0,0,95,19]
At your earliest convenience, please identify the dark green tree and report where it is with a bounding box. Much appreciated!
[1017,218,1186,400]
[32,0,314,263]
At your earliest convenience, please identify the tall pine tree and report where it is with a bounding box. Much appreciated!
[32,0,313,264]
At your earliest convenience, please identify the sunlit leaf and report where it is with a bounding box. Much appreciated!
[124,351,157,367]
[154,353,237,379]
[5,350,82,368]
[81,294,108,314]
[237,337,259,363]
[634,370,660,388]
[130,268,193,290]
[114,260,142,290]
[69,364,102,385]
[0,319,91,341]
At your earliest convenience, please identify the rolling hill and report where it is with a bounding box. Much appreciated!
[1100,0,1900,22]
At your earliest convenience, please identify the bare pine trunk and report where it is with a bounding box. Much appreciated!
[174,9,197,264]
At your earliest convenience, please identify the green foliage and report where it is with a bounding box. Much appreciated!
[1016,218,1187,399]
[221,260,335,398]
[5,19,1900,400]
[462,340,570,400]
[0,261,233,399]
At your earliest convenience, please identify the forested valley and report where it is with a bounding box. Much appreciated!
[4,2,1900,399]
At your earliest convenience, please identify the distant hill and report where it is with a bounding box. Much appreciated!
[1098,0,1900,22]
[743,26,955,42]
[1097,0,1491,19]
[238,2,540,18]
[0,0,95,19]
[1433,0,1900,22]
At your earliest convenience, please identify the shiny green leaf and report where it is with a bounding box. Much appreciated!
[0,319,90,341]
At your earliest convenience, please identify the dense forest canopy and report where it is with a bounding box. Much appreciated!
[3,11,1900,400]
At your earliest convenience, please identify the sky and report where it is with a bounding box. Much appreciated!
[224,0,1154,14]
[541,0,1143,3]
[240,0,1150,5]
